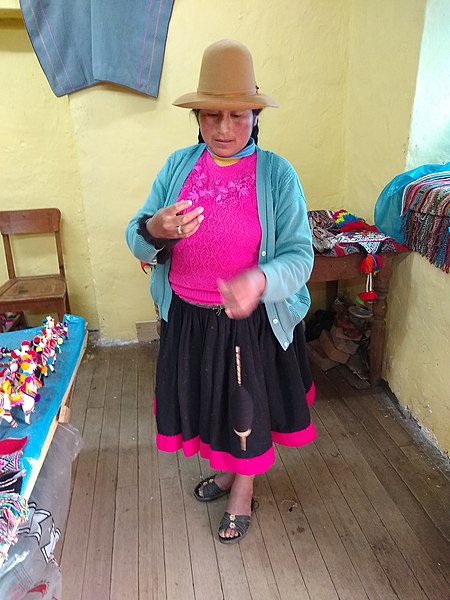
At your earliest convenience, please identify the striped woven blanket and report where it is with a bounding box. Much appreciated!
[401,172,450,272]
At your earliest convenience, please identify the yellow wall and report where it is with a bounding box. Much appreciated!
[1,1,350,339]
[1,2,449,453]
[344,0,426,221]
[343,0,450,455]
[0,19,98,329]
[387,255,450,451]
[385,0,450,452]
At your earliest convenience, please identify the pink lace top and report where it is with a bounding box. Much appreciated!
[169,150,261,305]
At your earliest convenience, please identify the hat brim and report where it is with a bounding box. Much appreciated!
[172,91,278,110]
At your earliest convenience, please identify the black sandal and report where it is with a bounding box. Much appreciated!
[193,475,229,502]
[218,511,252,544]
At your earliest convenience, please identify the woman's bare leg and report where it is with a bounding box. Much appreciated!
[213,471,236,490]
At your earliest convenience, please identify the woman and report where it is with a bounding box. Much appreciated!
[126,39,316,544]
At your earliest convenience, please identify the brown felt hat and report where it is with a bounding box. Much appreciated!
[173,39,278,110]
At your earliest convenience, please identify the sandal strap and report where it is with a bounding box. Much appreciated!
[219,512,251,537]
[196,477,226,500]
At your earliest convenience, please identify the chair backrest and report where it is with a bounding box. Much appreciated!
[0,208,65,280]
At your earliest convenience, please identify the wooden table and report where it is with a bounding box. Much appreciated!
[309,252,395,386]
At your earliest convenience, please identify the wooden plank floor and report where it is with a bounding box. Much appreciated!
[59,341,450,600]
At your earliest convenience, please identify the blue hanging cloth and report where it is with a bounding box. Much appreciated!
[20,0,98,96]
[374,163,450,244]
[91,0,174,98]
[20,0,174,98]
[374,162,450,243]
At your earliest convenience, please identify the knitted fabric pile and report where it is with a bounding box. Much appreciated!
[307,209,406,305]
[401,172,450,273]
[307,210,400,257]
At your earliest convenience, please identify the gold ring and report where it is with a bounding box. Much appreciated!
[177,224,183,235]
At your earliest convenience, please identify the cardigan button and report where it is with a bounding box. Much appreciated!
[273,318,279,324]
[261,250,266,257]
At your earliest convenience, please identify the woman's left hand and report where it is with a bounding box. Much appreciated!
[218,269,266,319]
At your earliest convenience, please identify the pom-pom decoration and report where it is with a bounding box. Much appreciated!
[357,290,378,304]
[358,253,384,274]
[332,209,361,226]
[356,253,384,304]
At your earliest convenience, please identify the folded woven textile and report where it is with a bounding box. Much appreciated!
[0,437,27,496]
[401,172,450,272]
[20,0,174,97]
[307,210,398,256]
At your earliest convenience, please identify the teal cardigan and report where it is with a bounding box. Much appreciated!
[126,144,314,349]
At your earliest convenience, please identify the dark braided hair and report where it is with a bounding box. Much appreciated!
[192,109,262,145]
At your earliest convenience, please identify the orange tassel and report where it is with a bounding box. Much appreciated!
[359,254,375,274]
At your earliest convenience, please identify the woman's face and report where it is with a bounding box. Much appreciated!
[198,109,256,157]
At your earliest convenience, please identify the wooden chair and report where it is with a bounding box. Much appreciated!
[0,208,71,326]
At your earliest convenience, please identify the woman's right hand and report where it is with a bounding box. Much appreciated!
[147,200,204,239]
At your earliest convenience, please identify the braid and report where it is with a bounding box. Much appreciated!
[251,117,260,145]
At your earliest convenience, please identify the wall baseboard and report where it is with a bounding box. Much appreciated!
[136,320,160,342]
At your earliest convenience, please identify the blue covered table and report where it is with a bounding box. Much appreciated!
[0,314,87,564]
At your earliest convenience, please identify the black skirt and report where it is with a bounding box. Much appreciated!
[154,294,316,475]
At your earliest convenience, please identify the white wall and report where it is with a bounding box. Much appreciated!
[407,0,450,167]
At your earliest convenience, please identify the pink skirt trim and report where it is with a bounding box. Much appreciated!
[155,432,274,475]
[271,421,316,446]
[155,421,316,475]
[306,381,316,407]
